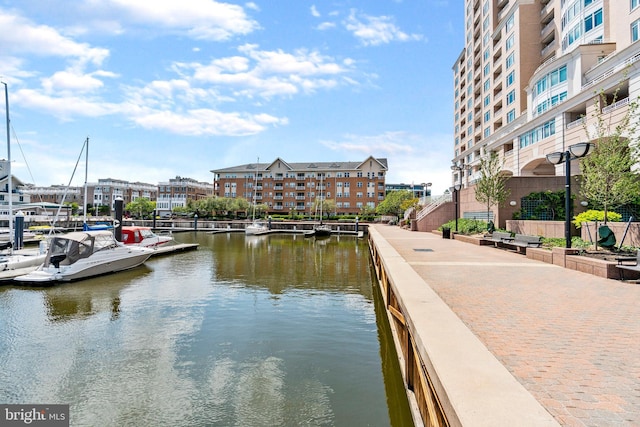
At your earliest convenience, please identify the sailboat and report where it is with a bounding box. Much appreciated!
[313,173,331,237]
[245,158,268,235]
[0,82,47,280]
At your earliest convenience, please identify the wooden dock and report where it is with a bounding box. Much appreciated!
[148,243,199,257]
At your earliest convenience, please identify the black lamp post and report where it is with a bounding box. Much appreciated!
[546,142,594,248]
[450,164,470,233]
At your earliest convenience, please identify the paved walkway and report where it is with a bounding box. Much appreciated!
[370,225,640,426]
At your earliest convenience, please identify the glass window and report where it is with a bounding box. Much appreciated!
[506,71,514,87]
[507,109,516,123]
[633,18,640,42]
[506,14,514,31]
[506,90,515,105]
[506,34,515,51]
[633,0,640,11]
[506,53,515,69]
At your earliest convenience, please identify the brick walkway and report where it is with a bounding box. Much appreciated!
[370,225,640,426]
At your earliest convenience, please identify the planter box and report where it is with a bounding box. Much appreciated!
[565,255,623,279]
[526,247,553,264]
[526,247,628,279]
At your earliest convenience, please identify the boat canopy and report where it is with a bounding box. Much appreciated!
[45,231,119,266]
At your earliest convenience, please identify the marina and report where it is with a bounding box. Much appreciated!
[0,231,413,426]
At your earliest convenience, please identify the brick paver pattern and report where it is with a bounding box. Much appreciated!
[372,225,640,426]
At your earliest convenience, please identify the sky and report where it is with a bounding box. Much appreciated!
[0,0,463,196]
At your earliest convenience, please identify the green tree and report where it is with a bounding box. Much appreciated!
[125,198,156,219]
[474,151,510,225]
[311,198,337,218]
[375,190,414,217]
[580,88,640,222]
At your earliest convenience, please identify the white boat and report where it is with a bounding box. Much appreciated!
[14,230,153,284]
[245,221,268,235]
[121,226,173,248]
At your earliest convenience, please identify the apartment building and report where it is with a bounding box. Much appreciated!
[452,0,640,189]
[156,177,214,218]
[211,156,388,216]
[85,179,158,215]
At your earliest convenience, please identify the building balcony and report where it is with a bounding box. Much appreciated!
[273,205,283,210]
[274,196,283,200]
[274,185,283,190]
[295,196,305,200]
[274,177,283,181]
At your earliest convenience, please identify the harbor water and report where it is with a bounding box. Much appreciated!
[0,232,413,426]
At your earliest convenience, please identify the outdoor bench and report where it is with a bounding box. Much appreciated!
[615,250,640,280]
[502,234,543,254]
[483,231,513,247]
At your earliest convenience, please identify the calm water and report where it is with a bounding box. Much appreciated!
[0,232,413,426]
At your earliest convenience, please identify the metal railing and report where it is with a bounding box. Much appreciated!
[416,193,453,222]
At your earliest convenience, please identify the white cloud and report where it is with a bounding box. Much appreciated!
[245,2,260,12]
[106,0,259,41]
[317,22,336,31]
[185,44,356,99]
[0,10,109,65]
[344,9,423,46]
[131,108,287,136]
[41,70,117,95]
[310,6,321,18]
[14,88,119,120]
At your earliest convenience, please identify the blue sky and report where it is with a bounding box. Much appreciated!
[0,0,462,195]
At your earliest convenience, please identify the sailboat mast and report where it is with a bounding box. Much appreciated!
[3,82,13,248]
[83,137,89,225]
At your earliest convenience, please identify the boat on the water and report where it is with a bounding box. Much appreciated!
[14,230,153,284]
[312,224,332,237]
[245,221,268,235]
[121,226,173,248]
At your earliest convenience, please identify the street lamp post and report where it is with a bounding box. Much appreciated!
[546,142,594,248]
[421,182,432,204]
[450,164,471,233]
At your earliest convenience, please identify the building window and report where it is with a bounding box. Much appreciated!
[484,94,491,106]
[634,0,640,11]
[584,8,603,33]
[506,14,514,31]
[484,111,490,122]
[507,109,516,123]
[505,34,514,51]
[506,71,514,87]
[506,90,515,105]
[634,18,640,42]
[506,53,514,69]
[519,119,556,149]
[484,127,491,138]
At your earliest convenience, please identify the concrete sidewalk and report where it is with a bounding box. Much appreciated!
[370,224,640,426]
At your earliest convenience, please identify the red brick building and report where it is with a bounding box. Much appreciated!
[211,156,388,216]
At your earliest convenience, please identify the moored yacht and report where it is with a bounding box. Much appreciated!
[121,226,173,248]
[14,230,153,284]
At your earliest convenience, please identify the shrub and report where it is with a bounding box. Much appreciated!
[572,210,622,228]
[438,218,489,235]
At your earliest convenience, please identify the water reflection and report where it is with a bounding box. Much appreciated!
[0,232,412,426]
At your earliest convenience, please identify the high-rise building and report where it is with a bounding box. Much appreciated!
[452,0,640,186]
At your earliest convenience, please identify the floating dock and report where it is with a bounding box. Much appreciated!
[148,243,199,257]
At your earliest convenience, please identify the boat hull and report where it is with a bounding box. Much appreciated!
[14,248,152,284]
